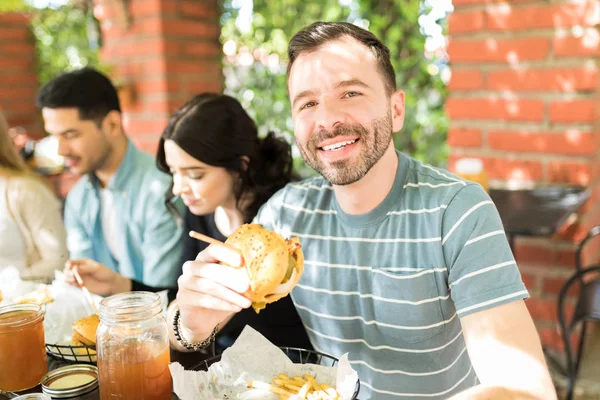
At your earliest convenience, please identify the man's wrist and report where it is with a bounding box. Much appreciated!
[173,308,218,351]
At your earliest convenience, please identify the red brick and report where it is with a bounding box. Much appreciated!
[167,61,217,74]
[445,97,544,122]
[449,10,485,35]
[178,1,220,19]
[0,27,30,41]
[487,2,600,32]
[526,298,557,322]
[448,37,549,63]
[0,57,35,70]
[521,272,537,291]
[543,277,571,296]
[181,80,223,94]
[448,154,544,181]
[163,20,219,38]
[485,157,544,181]
[145,99,172,113]
[449,69,484,90]
[0,42,35,55]
[548,161,592,185]
[0,13,30,25]
[136,79,174,94]
[515,242,576,268]
[134,17,163,35]
[129,0,162,17]
[553,35,600,58]
[538,327,564,351]
[448,127,482,148]
[1,101,37,114]
[124,118,169,136]
[487,67,597,91]
[0,87,36,101]
[488,130,598,156]
[182,42,221,58]
[549,100,595,123]
[143,60,168,75]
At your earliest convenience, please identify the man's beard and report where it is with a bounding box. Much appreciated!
[297,113,393,186]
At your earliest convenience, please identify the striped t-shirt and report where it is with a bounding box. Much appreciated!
[255,151,529,399]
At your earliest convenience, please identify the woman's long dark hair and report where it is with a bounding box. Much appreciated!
[156,93,295,222]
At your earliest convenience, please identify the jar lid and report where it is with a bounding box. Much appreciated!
[41,364,98,398]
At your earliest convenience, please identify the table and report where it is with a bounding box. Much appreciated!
[488,185,590,252]
[3,348,213,399]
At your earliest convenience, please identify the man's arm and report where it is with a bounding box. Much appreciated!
[441,183,556,399]
[449,301,556,399]
[63,189,94,260]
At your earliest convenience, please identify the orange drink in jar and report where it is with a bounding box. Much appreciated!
[96,292,171,400]
[0,304,48,391]
[455,157,489,192]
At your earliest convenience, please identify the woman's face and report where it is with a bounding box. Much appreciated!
[164,139,237,216]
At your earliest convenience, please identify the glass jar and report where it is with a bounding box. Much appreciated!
[96,292,171,400]
[0,304,48,391]
[455,157,489,192]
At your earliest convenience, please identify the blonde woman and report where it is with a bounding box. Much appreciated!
[0,110,68,278]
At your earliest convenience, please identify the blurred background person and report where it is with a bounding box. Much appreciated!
[0,109,68,278]
[37,67,184,290]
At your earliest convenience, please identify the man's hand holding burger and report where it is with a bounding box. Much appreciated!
[174,243,251,347]
[170,224,304,351]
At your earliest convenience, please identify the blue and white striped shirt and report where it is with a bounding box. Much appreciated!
[255,151,528,399]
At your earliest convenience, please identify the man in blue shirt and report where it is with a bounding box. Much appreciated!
[37,68,183,292]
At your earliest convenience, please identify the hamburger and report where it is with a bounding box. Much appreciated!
[71,314,99,355]
[224,224,304,313]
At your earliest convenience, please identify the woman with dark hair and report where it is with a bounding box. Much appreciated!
[65,93,311,353]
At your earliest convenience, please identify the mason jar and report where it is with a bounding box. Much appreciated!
[0,303,48,391]
[96,292,171,400]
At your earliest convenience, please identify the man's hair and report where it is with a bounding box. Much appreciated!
[287,21,397,95]
[36,67,121,123]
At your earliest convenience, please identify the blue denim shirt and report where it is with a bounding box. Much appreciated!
[64,141,184,288]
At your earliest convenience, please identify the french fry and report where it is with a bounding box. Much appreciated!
[248,380,296,396]
[248,372,342,400]
[298,382,311,397]
[304,374,319,390]
[293,376,306,384]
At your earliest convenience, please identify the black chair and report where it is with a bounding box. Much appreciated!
[557,225,600,400]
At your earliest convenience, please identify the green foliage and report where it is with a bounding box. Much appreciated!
[31,3,106,85]
[221,0,449,176]
[0,0,105,86]
[0,0,31,12]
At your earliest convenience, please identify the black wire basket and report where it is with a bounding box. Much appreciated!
[191,347,360,399]
[45,343,97,364]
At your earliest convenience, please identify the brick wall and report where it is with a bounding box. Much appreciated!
[93,0,223,154]
[0,13,41,139]
[447,0,600,351]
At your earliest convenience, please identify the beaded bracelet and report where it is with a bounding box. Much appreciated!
[173,308,218,351]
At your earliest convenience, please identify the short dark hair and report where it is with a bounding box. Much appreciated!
[287,21,397,95]
[156,93,296,222]
[36,67,121,122]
